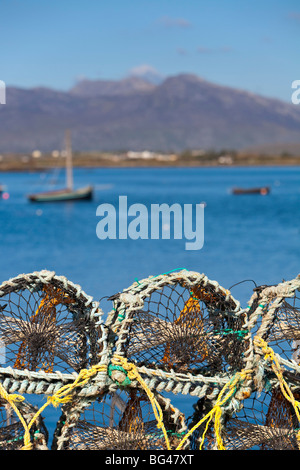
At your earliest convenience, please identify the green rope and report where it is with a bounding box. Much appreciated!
[108,363,132,386]
[134,268,188,287]
[214,328,248,340]
[157,268,187,277]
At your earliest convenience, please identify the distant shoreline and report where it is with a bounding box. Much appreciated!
[0,151,299,172]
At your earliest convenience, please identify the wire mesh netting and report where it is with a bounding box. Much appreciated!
[0,273,101,375]
[55,389,187,450]
[262,296,300,366]
[0,399,48,450]
[186,386,300,451]
[110,273,248,376]
[0,269,299,450]
[223,387,300,450]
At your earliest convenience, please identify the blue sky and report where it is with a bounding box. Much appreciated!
[1,0,299,101]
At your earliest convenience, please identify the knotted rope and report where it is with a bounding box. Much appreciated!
[176,368,253,450]
[254,336,300,447]
[110,355,172,450]
[0,363,108,450]
[0,381,33,449]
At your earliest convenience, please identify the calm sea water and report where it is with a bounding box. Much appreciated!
[1,166,299,304]
[0,165,299,444]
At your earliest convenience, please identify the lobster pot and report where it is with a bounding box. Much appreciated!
[223,385,300,450]
[0,399,48,450]
[186,384,300,450]
[249,277,300,381]
[0,271,107,393]
[52,388,188,450]
[107,271,249,393]
[0,269,298,450]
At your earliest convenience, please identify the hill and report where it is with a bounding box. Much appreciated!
[0,74,300,153]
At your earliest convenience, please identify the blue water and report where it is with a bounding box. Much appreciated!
[0,165,299,445]
[1,166,299,305]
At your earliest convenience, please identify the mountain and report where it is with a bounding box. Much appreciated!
[69,76,156,97]
[0,74,300,153]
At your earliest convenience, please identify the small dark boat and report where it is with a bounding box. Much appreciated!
[232,186,270,195]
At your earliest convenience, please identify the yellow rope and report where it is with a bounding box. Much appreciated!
[4,302,299,451]
[15,363,107,450]
[3,355,173,450]
[2,352,253,451]
[0,381,33,449]
[16,355,252,451]
[176,369,252,450]
[111,355,245,450]
[111,355,172,450]
[254,336,300,446]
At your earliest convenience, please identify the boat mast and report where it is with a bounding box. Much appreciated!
[65,129,73,191]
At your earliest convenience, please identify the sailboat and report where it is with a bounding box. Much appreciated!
[28,130,93,202]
